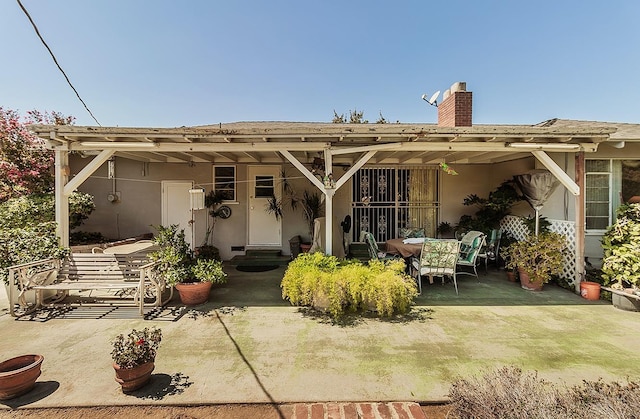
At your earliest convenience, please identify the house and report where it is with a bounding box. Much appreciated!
[30,82,635,292]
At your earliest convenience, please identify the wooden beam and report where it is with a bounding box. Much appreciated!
[63,150,114,196]
[335,151,377,191]
[280,150,325,190]
[531,150,580,196]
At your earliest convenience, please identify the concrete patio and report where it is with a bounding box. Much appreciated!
[1,263,639,410]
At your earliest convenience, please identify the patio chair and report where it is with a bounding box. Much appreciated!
[360,231,399,262]
[478,229,502,272]
[456,230,486,278]
[411,239,461,295]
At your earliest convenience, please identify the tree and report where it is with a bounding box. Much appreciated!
[0,108,74,202]
[331,109,368,124]
[332,109,393,124]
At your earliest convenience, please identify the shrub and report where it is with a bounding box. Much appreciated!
[503,232,566,284]
[0,223,68,285]
[0,192,95,230]
[448,366,640,419]
[601,203,640,289]
[281,252,417,318]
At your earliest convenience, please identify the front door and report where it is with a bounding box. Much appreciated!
[248,166,281,247]
[162,180,194,248]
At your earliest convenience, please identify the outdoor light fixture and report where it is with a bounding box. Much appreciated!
[508,143,581,151]
[189,188,205,210]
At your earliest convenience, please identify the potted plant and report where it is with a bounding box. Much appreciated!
[601,203,640,310]
[111,327,162,392]
[150,224,227,305]
[436,221,454,238]
[499,232,518,281]
[195,190,227,261]
[503,232,566,291]
[291,190,323,251]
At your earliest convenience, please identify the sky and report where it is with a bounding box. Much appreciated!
[1,0,640,128]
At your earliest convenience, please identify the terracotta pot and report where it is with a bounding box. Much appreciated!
[113,361,154,392]
[300,243,312,253]
[0,354,44,400]
[175,282,212,305]
[506,270,517,282]
[580,281,601,300]
[518,268,543,291]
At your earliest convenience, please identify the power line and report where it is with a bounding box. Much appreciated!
[16,0,101,126]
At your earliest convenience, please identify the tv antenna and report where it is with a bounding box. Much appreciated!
[421,90,440,107]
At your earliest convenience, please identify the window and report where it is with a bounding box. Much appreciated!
[585,160,611,231]
[254,175,274,198]
[585,159,640,232]
[213,166,236,201]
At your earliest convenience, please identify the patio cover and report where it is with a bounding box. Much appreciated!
[29,121,615,286]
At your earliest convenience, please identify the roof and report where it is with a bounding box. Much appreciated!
[29,120,618,165]
[540,118,640,141]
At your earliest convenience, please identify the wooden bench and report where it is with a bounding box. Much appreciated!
[7,253,171,318]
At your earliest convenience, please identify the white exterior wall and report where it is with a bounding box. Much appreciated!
[75,148,630,263]
[440,158,535,227]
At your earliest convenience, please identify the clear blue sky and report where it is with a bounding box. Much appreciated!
[2,0,639,127]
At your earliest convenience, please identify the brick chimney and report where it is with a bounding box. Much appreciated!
[438,81,472,127]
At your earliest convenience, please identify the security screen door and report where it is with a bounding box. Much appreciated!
[351,166,439,242]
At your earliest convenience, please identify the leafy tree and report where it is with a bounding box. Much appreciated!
[332,109,393,124]
[331,109,368,124]
[0,108,75,202]
[0,109,86,285]
[0,192,95,230]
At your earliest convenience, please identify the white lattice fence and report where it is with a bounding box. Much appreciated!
[501,216,577,287]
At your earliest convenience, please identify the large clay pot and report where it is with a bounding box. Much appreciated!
[113,361,155,392]
[175,282,212,305]
[0,354,44,400]
[611,289,640,312]
[518,268,543,291]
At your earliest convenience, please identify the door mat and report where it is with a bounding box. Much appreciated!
[235,265,280,273]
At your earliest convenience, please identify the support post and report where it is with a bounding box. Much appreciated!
[55,150,70,247]
[574,152,586,292]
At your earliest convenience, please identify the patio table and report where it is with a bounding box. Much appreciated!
[385,238,430,258]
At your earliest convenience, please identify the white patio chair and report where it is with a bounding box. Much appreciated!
[411,239,461,295]
[456,231,486,278]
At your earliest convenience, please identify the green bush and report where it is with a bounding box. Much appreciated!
[601,203,640,289]
[0,223,68,285]
[281,252,417,318]
[0,192,95,230]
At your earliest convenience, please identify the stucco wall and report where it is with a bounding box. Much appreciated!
[439,158,535,228]
[71,156,349,260]
[75,148,629,263]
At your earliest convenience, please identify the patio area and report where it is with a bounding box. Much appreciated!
[1,263,639,410]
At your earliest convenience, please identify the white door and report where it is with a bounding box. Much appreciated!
[162,181,194,248]
[248,166,281,246]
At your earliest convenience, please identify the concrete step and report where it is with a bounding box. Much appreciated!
[287,402,426,419]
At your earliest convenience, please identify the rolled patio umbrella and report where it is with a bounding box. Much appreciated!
[514,170,559,235]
